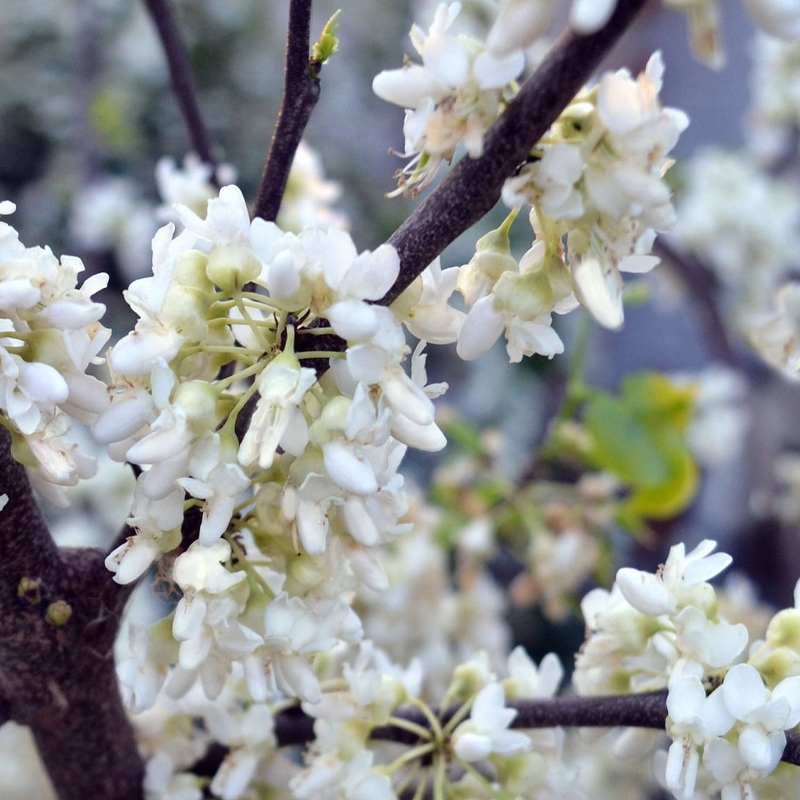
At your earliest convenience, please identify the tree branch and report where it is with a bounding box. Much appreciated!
[654,237,739,367]
[253,0,320,222]
[379,0,651,306]
[369,692,669,745]
[0,428,142,799]
[141,0,219,183]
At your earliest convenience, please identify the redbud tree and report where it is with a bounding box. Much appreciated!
[1,1,800,799]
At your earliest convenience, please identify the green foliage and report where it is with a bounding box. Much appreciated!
[312,10,341,65]
[582,372,698,529]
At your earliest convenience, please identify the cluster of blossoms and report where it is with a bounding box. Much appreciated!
[372,2,525,194]
[375,6,690,359]
[0,201,110,502]
[576,539,800,800]
[134,636,568,800]
[747,35,800,160]
[669,145,800,377]
[487,0,800,66]
[91,182,457,708]
[672,148,800,325]
[496,51,687,337]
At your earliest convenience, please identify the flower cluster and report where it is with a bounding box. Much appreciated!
[374,3,691,359]
[0,202,111,501]
[378,49,689,359]
[486,0,800,67]
[576,539,800,800]
[673,148,800,322]
[500,52,687,333]
[373,2,524,195]
[747,35,800,161]
[92,183,452,708]
[293,643,565,800]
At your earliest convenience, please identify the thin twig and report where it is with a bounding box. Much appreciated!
[654,237,739,367]
[74,0,103,181]
[141,0,220,183]
[379,0,651,306]
[253,0,320,221]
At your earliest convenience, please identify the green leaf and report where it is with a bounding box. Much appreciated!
[312,10,341,64]
[582,372,699,527]
[584,392,669,486]
[623,449,698,521]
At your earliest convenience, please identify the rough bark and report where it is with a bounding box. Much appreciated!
[0,428,141,800]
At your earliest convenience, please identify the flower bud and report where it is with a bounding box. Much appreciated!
[753,646,800,687]
[493,269,554,319]
[174,380,218,430]
[766,608,800,650]
[176,250,213,292]
[45,600,72,626]
[205,244,262,292]
[17,577,41,604]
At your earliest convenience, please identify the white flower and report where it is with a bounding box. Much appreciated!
[616,539,734,617]
[673,605,749,670]
[452,682,531,761]
[238,352,317,469]
[257,593,362,703]
[486,0,558,56]
[665,673,734,799]
[721,664,800,772]
[172,541,255,671]
[374,2,523,192]
[105,487,185,584]
[504,647,563,699]
[401,258,465,344]
[0,353,69,434]
[179,433,250,545]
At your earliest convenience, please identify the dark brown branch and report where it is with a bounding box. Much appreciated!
[379,0,651,306]
[0,427,142,799]
[141,0,219,183]
[370,692,669,745]
[194,690,800,779]
[279,691,800,771]
[654,237,739,367]
[253,0,320,221]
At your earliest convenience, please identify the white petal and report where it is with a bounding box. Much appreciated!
[111,329,184,375]
[454,731,492,762]
[456,296,505,360]
[423,32,469,87]
[616,568,676,616]
[487,0,556,56]
[570,0,617,33]
[296,499,329,555]
[19,362,69,404]
[723,664,767,719]
[571,255,624,330]
[327,299,380,341]
[372,65,440,107]
[472,50,524,90]
[322,441,378,495]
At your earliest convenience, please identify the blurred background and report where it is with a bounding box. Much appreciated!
[0,0,798,796]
